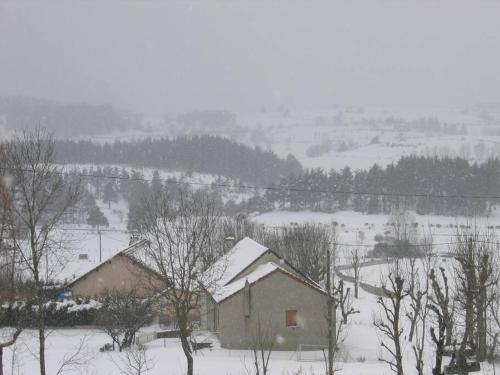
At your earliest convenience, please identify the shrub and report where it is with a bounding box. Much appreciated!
[372,238,422,258]
[0,299,101,327]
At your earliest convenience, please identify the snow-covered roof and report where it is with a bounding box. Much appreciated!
[70,239,153,285]
[212,261,327,303]
[205,237,269,289]
[212,261,281,303]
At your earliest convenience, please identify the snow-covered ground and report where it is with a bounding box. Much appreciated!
[1,279,496,375]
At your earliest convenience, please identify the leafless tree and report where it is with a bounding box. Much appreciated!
[324,231,338,375]
[487,281,499,364]
[96,289,155,352]
[279,223,330,283]
[246,318,276,375]
[404,257,425,343]
[2,129,81,375]
[405,234,434,375]
[0,145,17,304]
[0,329,21,375]
[389,210,417,245]
[452,230,497,361]
[336,279,359,325]
[111,345,155,375]
[349,249,361,299]
[138,188,221,375]
[54,335,92,375]
[428,267,452,375]
[0,147,23,375]
[374,261,408,375]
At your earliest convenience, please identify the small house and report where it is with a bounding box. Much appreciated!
[70,239,163,299]
[200,237,328,350]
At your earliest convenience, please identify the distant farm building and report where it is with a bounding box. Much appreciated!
[70,239,163,299]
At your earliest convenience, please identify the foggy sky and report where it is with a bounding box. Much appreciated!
[1,0,500,114]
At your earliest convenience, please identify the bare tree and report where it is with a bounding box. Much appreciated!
[487,281,499,364]
[97,289,155,352]
[349,249,361,299]
[0,144,17,304]
[389,210,417,245]
[325,234,338,375]
[111,345,154,375]
[54,335,92,375]
[138,188,221,375]
[336,279,359,325]
[0,146,23,375]
[279,223,330,283]
[247,318,276,375]
[453,230,497,361]
[0,329,21,375]
[2,129,81,375]
[428,267,452,375]
[406,234,434,375]
[405,257,425,343]
[374,261,408,375]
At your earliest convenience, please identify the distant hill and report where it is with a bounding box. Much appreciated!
[54,136,303,186]
[0,96,139,137]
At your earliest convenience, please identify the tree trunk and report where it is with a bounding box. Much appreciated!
[475,283,487,361]
[180,334,193,375]
[394,299,404,375]
[177,314,193,375]
[326,245,335,375]
[354,268,359,299]
[36,275,46,375]
[0,346,4,375]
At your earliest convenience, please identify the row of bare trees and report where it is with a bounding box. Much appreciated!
[374,230,499,375]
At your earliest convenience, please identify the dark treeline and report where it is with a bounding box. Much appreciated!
[54,136,303,186]
[254,156,500,217]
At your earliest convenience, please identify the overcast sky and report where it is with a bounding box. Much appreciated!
[1,0,500,114]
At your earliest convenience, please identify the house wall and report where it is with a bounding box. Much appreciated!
[71,254,161,298]
[200,292,217,331]
[218,271,328,350]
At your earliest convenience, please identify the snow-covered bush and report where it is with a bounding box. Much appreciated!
[0,299,101,327]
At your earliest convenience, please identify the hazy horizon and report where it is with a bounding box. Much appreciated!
[1,0,500,115]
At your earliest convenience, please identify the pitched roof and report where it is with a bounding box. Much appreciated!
[213,261,327,303]
[205,237,270,289]
[69,239,153,286]
[203,237,327,303]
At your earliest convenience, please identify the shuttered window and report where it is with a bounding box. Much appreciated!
[286,310,298,327]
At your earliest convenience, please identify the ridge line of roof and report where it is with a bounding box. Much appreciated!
[216,261,327,304]
[69,238,150,286]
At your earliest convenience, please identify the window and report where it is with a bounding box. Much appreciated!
[286,310,298,327]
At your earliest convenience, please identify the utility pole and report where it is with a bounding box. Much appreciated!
[326,243,336,375]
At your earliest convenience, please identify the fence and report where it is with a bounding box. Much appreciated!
[134,332,157,346]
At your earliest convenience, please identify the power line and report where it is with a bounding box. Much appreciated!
[3,166,500,201]
[53,227,500,248]
[331,239,500,248]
